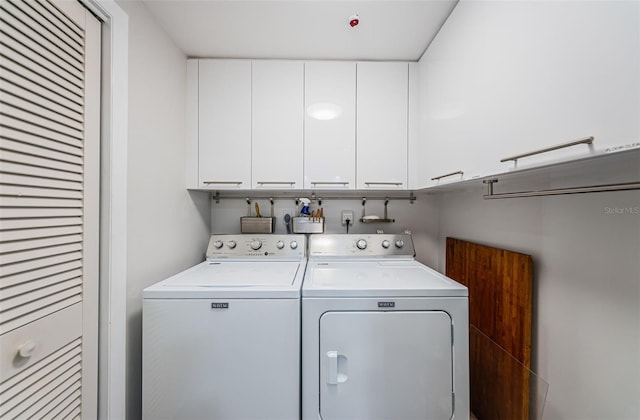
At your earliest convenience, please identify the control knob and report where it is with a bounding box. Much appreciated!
[356,239,367,250]
[381,240,390,249]
[395,239,404,248]
[213,240,223,249]
[290,241,298,249]
[227,240,237,249]
[276,241,285,249]
[250,240,262,250]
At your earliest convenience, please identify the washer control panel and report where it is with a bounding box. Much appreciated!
[308,234,415,258]
[206,234,306,259]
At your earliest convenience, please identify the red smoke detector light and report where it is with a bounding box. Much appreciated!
[349,14,359,27]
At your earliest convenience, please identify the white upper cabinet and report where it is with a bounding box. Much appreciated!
[251,61,304,189]
[417,0,640,188]
[187,59,415,191]
[407,63,420,190]
[356,62,409,190]
[304,61,356,190]
[195,59,252,190]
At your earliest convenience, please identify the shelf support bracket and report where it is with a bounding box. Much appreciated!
[483,179,499,196]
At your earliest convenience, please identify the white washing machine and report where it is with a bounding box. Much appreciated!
[302,234,469,420]
[143,234,306,420]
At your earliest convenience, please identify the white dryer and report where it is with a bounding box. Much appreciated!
[143,234,306,420]
[302,234,469,420]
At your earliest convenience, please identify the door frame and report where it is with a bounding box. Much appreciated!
[78,1,128,419]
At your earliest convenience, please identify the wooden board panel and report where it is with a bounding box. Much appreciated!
[446,237,533,420]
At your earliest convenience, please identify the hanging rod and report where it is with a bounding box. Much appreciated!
[213,192,416,204]
[483,179,640,199]
[500,136,594,163]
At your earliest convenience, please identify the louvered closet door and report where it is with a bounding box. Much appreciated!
[0,0,100,418]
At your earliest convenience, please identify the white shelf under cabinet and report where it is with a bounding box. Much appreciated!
[422,148,640,197]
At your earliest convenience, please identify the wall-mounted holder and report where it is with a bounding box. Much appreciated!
[240,197,275,233]
[359,198,395,223]
[292,217,324,233]
[240,217,274,233]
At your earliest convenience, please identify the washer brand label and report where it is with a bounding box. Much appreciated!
[211,302,229,309]
[378,302,395,308]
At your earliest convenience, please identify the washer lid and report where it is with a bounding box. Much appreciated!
[144,260,306,298]
[302,260,468,297]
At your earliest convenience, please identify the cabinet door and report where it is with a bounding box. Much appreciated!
[198,60,251,190]
[319,311,453,420]
[418,1,640,187]
[304,62,356,190]
[356,62,408,190]
[252,61,304,189]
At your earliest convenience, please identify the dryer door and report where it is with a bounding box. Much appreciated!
[319,311,453,420]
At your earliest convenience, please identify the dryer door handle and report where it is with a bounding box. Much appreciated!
[326,351,348,385]
[327,351,338,384]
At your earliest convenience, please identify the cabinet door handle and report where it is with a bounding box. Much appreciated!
[364,182,403,186]
[311,181,349,185]
[202,181,243,185]
[500,136,594,163]
[256,181,296,185]
[431,170,464,181]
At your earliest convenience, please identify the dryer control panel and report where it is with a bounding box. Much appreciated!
[309,234,415,258]
[206,234,306,259]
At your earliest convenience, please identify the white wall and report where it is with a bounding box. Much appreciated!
[210,197,440,267]
[116,2,210,418]
[435,157,640,419]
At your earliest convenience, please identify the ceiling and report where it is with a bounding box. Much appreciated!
[141,0,459,61]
